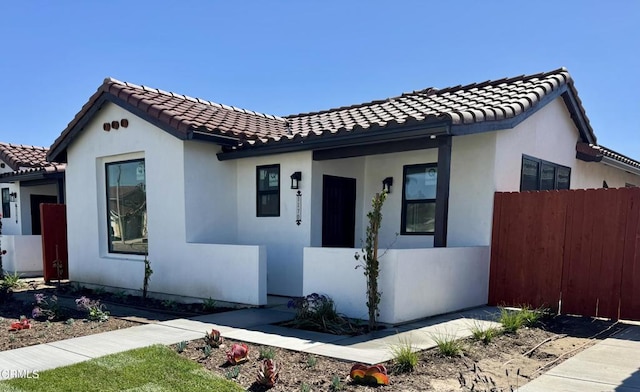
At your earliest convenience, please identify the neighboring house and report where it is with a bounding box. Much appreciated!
[0,143,65,276]
[46,68,640,322]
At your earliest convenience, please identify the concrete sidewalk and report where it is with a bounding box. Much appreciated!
[0,306,500,380]
[518,325,640,391]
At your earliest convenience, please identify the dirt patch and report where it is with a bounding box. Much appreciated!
[176,315,623,391]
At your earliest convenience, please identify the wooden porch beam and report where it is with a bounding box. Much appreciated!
[434,136,451,247]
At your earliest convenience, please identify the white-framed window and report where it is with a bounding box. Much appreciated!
[105,159,147,254]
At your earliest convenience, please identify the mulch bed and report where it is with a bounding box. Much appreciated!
[175,315,623,391]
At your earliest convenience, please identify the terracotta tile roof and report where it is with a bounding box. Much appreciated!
[0,142,65,181]
[48,67,593,161]
[0,143,51,170]
[284,68,586,142]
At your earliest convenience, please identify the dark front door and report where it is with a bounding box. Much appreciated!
[322,175,356,248]
[30,195,58,235]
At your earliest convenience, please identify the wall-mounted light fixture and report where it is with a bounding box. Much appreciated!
[382,177,393,193]
[9,192,17,202]
[290,171,302,190]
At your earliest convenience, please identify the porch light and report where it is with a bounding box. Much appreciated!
[290,171,302,189]
[382,177,393,193]
[9,192,17,202]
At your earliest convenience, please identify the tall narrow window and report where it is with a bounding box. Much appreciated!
[106,159,147,254]
[256,165,280,217]
[1,188,10,218]
[401,163,437,234]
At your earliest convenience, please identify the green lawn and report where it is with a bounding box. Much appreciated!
[0,345,244,392]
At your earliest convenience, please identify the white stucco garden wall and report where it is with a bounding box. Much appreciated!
[65,102,266,305]
[303,246,490,324]
[1,235,43,276]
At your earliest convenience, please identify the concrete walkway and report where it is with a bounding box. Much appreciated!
[517,325,640,391]
[0,306,500,380]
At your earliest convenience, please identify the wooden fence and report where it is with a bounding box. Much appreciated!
[40,203,68,282]
[488,187,640,320]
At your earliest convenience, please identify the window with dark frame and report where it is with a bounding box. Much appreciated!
[256,164,280,217]
[105,159,147,255]
[1,188,10,218]
[401,163,437,235]
[520,155,571,191]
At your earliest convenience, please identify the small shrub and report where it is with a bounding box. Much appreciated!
[330,375,344,391]
[113,291,127,301]
[349,363,390,386]
[256,359,279,387]
[258,346,275,360]
[300,383,311,392]
[8,316,31,331]
[203,297,217,312]
[224,366,241,380]
[519,306,545,326]
[32,294,63,321]
[469,321,501,344]
[285,293,356,335]
[306,355,318,368]
[389,339,418,373]
[432,332,465,357]
[64,318,75,326]
[92,286,107,296]
[203,344,213,358]
[498,306,544,333]
[226,343,249,365]
[204,329,223,348]
[1,272,23,290]
[162,299,177,310]
[175,341,188,353]
[75,296,109,322]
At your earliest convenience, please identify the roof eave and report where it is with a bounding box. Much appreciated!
[47,93,242,163]
[601,156,640,177]
[0,170,64,183]
[217,121,450,161]
[450,85,596,145]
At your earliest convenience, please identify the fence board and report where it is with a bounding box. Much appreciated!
[490,187,640,321]
[620,188,640,319]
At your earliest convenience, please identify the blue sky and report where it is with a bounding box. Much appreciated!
[1,1,638,158]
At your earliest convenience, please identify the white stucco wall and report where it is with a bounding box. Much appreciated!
[65,102,266,305]
[363,150,439,249]
[448,132,498,247]
[572,160,639,189]
[19,183,58,235]
[0,181,20,235]
[236,151,313,297]
[303,246,490,324]
[183,141,238,244]
[1,235,43,277]
[493,97,640,192]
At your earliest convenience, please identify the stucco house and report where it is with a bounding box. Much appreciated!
[0,143,65,276]
[46,68,640,323]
